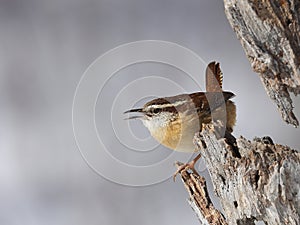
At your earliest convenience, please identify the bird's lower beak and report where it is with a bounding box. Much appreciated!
[124,108,143,113]
[124,108,144,120]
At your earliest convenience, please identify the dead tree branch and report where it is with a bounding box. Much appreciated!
[224,0,300,127]
[177,125,300,225]
[175,161,228,225]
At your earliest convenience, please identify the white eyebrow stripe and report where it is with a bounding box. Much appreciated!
[147,100,187,109]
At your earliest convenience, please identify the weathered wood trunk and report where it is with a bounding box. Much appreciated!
[177,125,300,225]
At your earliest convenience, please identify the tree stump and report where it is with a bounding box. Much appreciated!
[177,125,300,225]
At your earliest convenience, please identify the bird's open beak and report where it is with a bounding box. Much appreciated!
[124,108,144,120]
[124,108,143,113]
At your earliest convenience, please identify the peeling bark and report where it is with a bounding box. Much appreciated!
[224,0,300,127]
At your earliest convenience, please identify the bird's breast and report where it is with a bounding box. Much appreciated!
[147,114,201,152]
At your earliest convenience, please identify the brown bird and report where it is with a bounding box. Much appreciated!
[125,62,236,179]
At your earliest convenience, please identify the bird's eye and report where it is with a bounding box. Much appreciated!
[152,108,161,114]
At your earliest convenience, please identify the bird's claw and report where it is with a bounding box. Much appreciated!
[173,154,202,182]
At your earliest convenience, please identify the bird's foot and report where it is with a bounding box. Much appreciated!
[173,154,201,181]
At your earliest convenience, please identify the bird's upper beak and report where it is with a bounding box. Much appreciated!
[124,108,144,120]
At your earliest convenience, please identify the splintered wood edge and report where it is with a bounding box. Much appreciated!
[175,163,228,225]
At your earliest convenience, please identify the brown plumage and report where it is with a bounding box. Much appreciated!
[125,61,236,152]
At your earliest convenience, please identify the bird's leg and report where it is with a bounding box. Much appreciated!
[173,153,202,181]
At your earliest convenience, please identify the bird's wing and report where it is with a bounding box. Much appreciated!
[189,91,235,115]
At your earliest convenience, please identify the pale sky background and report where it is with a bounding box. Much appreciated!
[0,0,299,225]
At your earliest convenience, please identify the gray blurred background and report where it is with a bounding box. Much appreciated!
[1,0,299,225]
